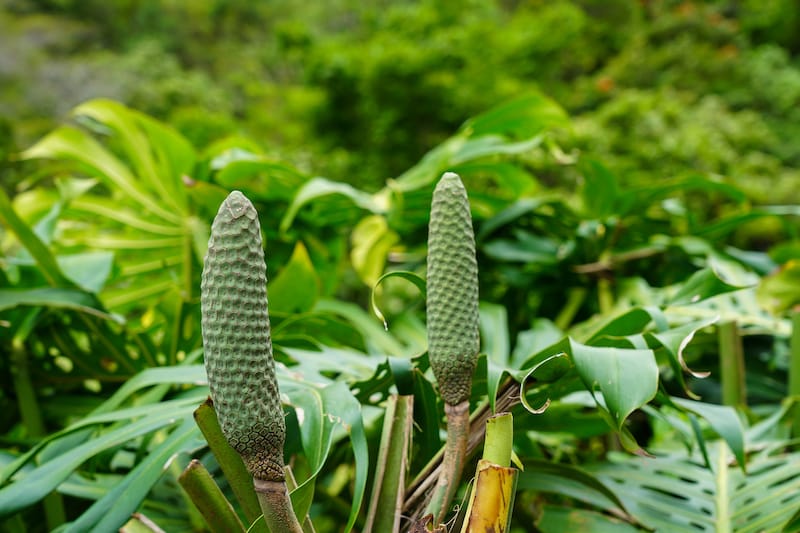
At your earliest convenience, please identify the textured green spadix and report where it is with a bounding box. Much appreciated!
[201,190,285,482]
[426,172,480,405]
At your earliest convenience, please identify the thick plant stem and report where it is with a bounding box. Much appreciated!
[718,321,746,407]
[426,400,470,525]
[790,309,800,438]
[254,479,303,533]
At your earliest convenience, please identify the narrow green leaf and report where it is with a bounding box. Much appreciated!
[0,413,190,515]
[64,418,201,532]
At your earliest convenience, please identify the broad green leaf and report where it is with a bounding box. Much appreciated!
[215,159,308,202]
[450,161,538,198]
[479,302,510,410]
[281,381,368,533]
[581,159,620,219]
[269,242,320,314]
[569,340,659,429]
[481,231,560,264]
[280,177,383,233]
[314,299,408,356]
[450,135,544,165]
[56,252,115,293]
[511,319,564,369]
[464,91,569,139]
[591,307,662,342]
[697,206,800,240]
[320,382,368,533]
[646,316,718,396]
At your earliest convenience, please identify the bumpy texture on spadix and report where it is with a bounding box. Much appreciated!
[201,190,285,482]
[426,172,480,405]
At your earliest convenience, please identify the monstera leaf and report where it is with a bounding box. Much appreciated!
[586,442,800,532]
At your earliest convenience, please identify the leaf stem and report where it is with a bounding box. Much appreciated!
[718,321,746,407]
[790,309,800,438]
[426,400,470,525]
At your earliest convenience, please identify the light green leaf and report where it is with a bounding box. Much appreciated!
[351,215,400,287]
[21,126,179,224]
[757,259,800,315]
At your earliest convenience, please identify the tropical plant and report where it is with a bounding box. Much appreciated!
[1,91,799,532]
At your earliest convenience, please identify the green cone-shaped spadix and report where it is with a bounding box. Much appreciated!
[426,172,480,405]
[201,190,285,482]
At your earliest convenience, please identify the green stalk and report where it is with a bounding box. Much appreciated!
[482,412,513,466]
[11,311,66,530]
[179,459,245,533]
[554,287,587,331]
[194,400,266,532]
[426,400,470,524]
[790,310,800,438]
[718,321,746,407]
[364,395,413,533]
[459,412,517,533]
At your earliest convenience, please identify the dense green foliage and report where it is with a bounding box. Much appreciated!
[1,1,800,532]
[3,0,800,196]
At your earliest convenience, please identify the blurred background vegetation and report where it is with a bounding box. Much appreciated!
[2,0,799,199]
